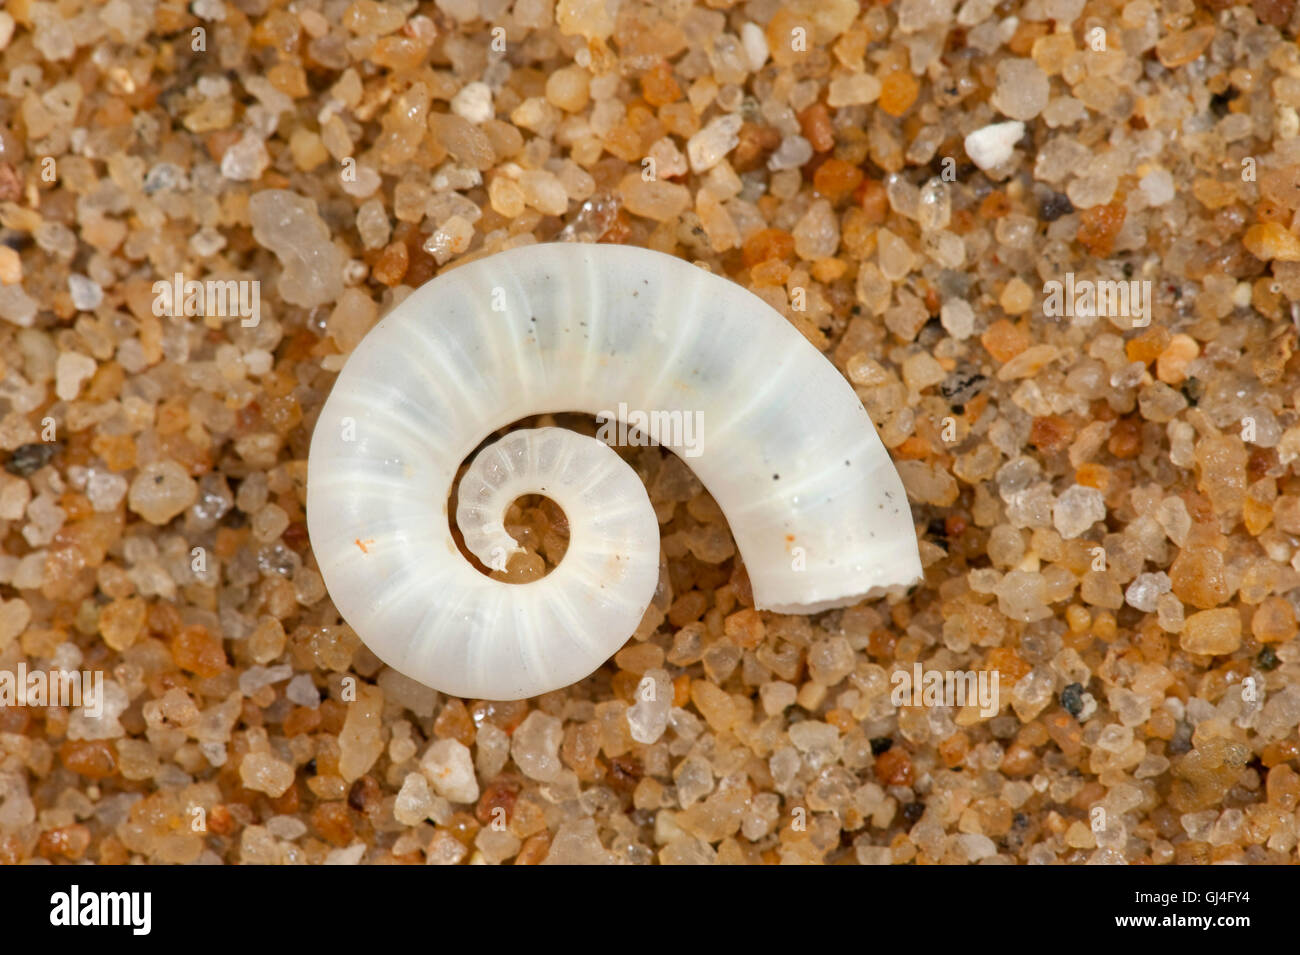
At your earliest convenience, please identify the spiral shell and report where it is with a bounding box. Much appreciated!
[307,244,922,700]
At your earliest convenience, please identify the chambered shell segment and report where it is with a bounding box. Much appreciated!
[307,243,922,699]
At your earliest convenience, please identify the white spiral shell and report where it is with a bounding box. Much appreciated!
[307,243,922,700]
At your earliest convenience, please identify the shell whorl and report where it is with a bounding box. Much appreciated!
[306,243,922,700]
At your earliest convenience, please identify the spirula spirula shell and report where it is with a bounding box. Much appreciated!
[307,244,921,700]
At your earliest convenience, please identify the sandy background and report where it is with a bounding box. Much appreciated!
[1,0,1299,863]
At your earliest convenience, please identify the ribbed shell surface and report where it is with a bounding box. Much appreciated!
[307,243,922,699]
